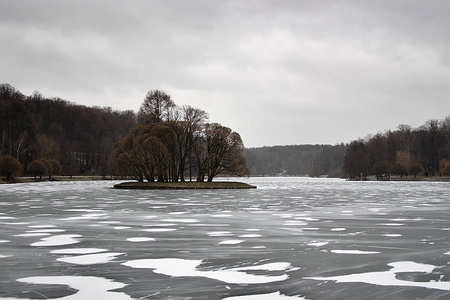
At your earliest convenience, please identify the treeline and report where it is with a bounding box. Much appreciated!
[0,83,137,177]
[343,119,450,180]
[110,90,248,182]
[244,144,347,177]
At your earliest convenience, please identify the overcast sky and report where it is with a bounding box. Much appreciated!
[1,1,449,147]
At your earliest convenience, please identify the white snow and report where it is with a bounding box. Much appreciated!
[31,234,81,247]
[143,228,177,232]
[331,250,380,255]
[15,233,51,237]
[239,234,262,238]
[122,258,292,284]
[307,242,329,247]
[306,261,450,291]
[219,240,244,245]
[51,248,107,254]
[331,228,346,231]
[223,291,308,299]
[57,252,124,265]
[127,237,156,242]
[11,276,133,300]
[207,231,233,237]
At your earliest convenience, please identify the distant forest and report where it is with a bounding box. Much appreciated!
[1,83,449,180]
[343,119,450,180]
[0,84,137,176]
[244,145,347,177]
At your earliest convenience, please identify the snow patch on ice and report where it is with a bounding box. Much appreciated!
[28,225,57,228]
[239,234,262,238]
[331,228,346,231]
[31,234,81,247]
[143,228,177,232]
[207,231,233,237]
[331,250,380,255]
[114,226,131,230]
[223,291,307,299]
[127,237,156,242]
[51,248,107,254]
[162,218,200,223]
[27,229,65,233]
[219,240,244,245]
[61,213,107,220]
[15,233,51,237]
[11,276,133,299]
[122,258,292,284]
[306,261,450,291]
[307,242,329,247]
[57,252,124,265]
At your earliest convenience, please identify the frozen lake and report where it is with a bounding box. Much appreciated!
[0,177,449,299]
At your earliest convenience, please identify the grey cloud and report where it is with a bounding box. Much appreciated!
[1,0,449,147]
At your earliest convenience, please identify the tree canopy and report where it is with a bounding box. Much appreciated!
[343,117,450,180]
[111,91,249,182]
[0,83,137,177]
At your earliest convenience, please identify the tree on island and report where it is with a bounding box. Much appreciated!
[110,90,249,182]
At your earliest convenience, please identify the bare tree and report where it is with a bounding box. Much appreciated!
[195,123,248,182]
[397,124,415,169]
[138,90,176,124]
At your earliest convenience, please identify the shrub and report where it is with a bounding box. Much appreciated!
[409,163,424,177]
[0,155,22,181]
[27,160,48,179]
[309,165,324,177]
[48,159,62,178]
[440,159,450,176]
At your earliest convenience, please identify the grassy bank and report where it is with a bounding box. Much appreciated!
[113,181,257,190]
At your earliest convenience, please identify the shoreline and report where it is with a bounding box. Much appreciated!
[113,181,257,190]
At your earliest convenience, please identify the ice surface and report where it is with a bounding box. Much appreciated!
[1,178,450,299]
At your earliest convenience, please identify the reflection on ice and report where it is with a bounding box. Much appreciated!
[306,261,450,291]
[122,258,292,284]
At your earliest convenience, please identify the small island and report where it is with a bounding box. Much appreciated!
[114,181,256,190]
